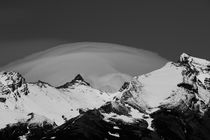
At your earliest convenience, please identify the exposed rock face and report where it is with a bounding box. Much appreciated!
[119,78,149,113]
[56,74,90,89]
[40,109,158,140]
[179,53,210,114]
[180,53,210,72]
[0,71,29,100]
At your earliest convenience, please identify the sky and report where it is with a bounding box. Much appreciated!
[0,0,209,67]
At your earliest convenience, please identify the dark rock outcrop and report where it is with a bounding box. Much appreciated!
[57,74,90,89]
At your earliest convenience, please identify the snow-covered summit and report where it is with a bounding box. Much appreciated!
[179,53,210,89]
[180,53,210,72]
[117,53,210,115]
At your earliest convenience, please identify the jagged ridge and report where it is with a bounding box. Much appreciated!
[0,71,110,128]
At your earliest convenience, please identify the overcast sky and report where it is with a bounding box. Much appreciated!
[0,0,209,67]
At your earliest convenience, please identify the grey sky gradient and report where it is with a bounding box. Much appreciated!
[0,0,209,66]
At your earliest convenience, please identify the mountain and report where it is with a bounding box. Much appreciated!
[0,72,111,128]
[0,53,210,140]
[118,53,210,114]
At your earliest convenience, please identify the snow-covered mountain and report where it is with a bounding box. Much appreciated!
[0,72,112,128]
[117,53,210,115]
[0,53,210,140]
[97,53,210,117]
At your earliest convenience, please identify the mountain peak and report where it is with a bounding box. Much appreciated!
[179,53,210,90]
[71,74,90,85]
[57,74,90,89]
[179,53,210,72]
[0,71,28,100]
[116,53,210,115]
[73,74,84,81]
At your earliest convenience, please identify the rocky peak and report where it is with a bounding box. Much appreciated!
[179,53,210,97]
[118,78,149,113]
[119,82,130,92]
[73,74,84,81]
[57,74,90,89]
[179,53,210,72]
[34,80,52,88]
[0,71,28,100]
[71,74,90,85]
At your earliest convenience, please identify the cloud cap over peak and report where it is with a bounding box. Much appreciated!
[3,42,167,92]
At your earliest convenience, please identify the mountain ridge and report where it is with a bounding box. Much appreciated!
[0,53,210,140]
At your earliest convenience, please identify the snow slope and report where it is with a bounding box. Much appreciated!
[118,53,210,114]
[0,72,111,128]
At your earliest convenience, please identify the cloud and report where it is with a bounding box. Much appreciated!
[3,42,167,92]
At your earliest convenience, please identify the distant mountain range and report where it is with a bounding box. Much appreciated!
[0,53,210,140]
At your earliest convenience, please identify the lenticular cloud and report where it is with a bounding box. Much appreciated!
[3,42,167,92]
